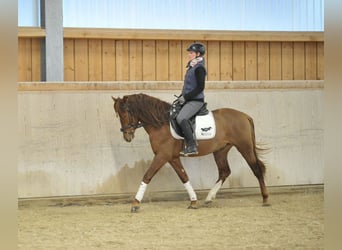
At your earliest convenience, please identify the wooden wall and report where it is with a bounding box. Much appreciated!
[18,28,324,82]
[18,38,42,82]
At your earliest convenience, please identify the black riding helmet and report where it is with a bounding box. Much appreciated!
[187,43,205,56]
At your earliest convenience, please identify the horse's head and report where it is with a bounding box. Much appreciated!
[112,95,141,142]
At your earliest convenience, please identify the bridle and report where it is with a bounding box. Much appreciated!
[119,103,143,133]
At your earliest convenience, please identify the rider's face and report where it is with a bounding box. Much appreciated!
[188,51,198,61]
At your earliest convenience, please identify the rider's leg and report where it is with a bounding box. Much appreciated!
[176,101,203,156]
[179,119,198,155]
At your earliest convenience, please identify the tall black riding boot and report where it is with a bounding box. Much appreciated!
[179,120,198,156]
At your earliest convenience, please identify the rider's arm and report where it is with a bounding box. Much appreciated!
[183,66,206,101]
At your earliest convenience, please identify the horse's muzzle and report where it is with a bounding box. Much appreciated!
[123,131,134,142]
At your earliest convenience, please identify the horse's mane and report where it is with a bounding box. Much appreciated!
[127,93,171,128]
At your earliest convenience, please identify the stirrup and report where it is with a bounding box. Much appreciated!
[181,144,198,156]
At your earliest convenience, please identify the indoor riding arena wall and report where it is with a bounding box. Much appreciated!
[18,28,324,198]
[18,28,324,82]
[18,81,323,198]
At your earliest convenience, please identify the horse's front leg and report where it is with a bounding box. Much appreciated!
[131,154,167,213]
[169,157,197,209]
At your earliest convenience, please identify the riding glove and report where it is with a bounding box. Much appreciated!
[177,96,186,105]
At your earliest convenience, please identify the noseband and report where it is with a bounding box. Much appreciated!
[119,104,143,133]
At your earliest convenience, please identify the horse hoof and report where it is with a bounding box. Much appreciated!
[131,206,140,213]
[187,205,198,209]
[204,200,212,205]
[262,202,271,207]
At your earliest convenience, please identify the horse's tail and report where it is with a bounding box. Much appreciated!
[247,116,268,177]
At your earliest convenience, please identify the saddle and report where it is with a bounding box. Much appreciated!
[169,101,216,140]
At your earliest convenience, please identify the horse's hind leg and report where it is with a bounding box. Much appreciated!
[236,145,269,206]
[205,144,233,204]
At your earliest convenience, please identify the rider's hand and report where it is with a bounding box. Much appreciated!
[177,96,185,105]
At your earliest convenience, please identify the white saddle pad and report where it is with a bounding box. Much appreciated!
[170,111,216,140]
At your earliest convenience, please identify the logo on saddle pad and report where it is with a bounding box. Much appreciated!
[170,112,216,140]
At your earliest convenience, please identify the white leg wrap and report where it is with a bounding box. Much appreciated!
[184,181,197,201]
[135,182,147,202]
[205,180,223,202]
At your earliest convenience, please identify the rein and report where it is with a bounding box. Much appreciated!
[120,121,144,132]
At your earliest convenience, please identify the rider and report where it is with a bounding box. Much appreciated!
[176,42,207,156]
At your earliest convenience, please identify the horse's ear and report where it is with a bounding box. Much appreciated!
[111,96,118,102]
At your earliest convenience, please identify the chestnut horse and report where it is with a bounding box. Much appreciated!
[112,93,269,212]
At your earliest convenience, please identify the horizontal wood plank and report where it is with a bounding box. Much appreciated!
[18,27,46,37]
[18,27,323,42]
[18,80,324,91]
